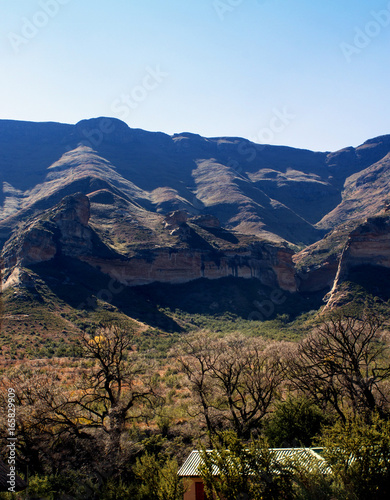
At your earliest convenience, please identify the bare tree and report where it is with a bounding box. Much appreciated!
[0,324,160,477]
[76,324,159,458]
[177,332,285,438]
[175,332,218,436]
[0,364,88,475]
[288,306,390,422]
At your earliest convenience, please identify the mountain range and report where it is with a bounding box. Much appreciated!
[1,117,390,352]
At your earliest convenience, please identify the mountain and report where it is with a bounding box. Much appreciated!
[1,117,390,353]
[2,117,388,249]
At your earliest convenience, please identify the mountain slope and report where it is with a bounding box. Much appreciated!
[318,152,390,230]
[3,118,389,248]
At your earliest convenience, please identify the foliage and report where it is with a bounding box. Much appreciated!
[199,431,294,500]
[2,305,390,497]
[177,332,286,438]
[321,415,390,500]
[74,323,160,463]
[264,396,329,447]
[133,451,185,500]
[289,463,334,500]
[26,471,102,500]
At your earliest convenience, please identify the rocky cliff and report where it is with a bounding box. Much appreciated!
[294,211,390,307]
[324,214,390,308]
[2,193,297,293]
[2,193,95,268]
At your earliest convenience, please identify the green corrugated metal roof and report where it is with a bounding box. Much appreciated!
[178,448,330,477]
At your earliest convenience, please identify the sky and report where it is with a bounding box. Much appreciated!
[0,0,389,152]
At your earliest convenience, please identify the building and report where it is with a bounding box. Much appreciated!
[178,448,329,500]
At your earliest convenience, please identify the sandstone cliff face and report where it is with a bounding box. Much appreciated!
[294,213,390,304]
[4,222,58,267]
[2,193,94,269]
[81,243,296,292]
[163,210,188,229]
[2,194,297,293]
[52,193,94,257]
[342,216,390,266]
[316,215,390,308]
[293,246,340,293]
[293,218,361,293]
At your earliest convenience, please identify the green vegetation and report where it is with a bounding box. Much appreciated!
[322,415,390,500]
[1,265,325,362]
[264,396,328,447]
[200,431,294,500]
[2,240,390,499]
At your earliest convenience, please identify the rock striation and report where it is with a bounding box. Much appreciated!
[2,118,389,247]
[81,243,296,292]
[294,212,390,307]
[2,118,390,313]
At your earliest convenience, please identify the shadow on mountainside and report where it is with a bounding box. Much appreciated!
[136,277,325,321]
[30,257,183,332]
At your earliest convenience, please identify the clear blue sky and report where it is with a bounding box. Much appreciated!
[1,0,389,151]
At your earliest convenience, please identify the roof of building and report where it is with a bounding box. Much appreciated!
[178,447,330,477]
[0,460,27,492]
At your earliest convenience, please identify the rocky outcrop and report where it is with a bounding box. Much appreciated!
[295,259,339,294]
[52,193,94,257]
[2,118,389,247]
[293,218,362,293]
[1,194,297,292]
[3,222,58,267]
[163,210,188,229]
[53,192,90,226]
[342,216,390,265]
[81,243,297,292]
[294,212,390,307]
[190,214,221,229]
[2,193,95,268]
[315,215,390,308]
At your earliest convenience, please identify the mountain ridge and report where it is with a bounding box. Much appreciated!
[2,117,389,248]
